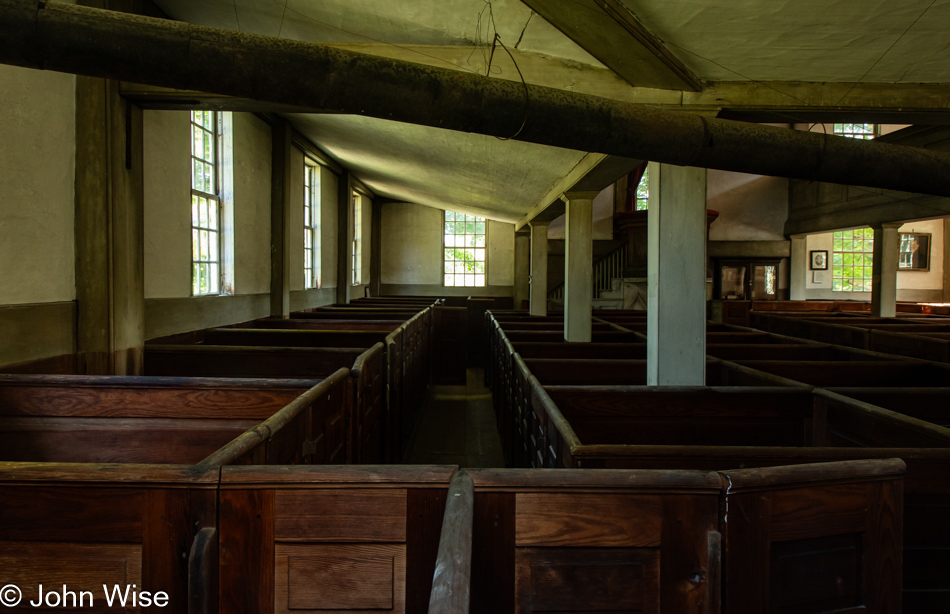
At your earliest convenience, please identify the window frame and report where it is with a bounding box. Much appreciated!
[303,159,322,289]
[190,110,223,296]
[635,166,649,211]
[832,228,874,292]
[833,123,877,140]
[351,190,363,286]
[443,210,488,287]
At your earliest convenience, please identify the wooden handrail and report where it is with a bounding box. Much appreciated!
[428,470,474,614]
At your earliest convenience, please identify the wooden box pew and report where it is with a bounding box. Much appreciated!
[145,344,387,464]
[706,331,811,345]
[869,329,950,362]
[0,372,348,466]
[532,384,949,609]
[511,341,647,359]
[490,321,616,331]
[0,463,220,613]
[730,359,950,387]
[200,327,390,348]
[501,330,643,344]
[218,465,456,614]
[291,309,422,321]
[236,317,404,332]
[706,342,907,362]
[430,461,904,614]
[825,387,950,429]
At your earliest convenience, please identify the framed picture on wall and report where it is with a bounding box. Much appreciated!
[898,232,930,271]
[810,250,828,270]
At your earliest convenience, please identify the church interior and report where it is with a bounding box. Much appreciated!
[1,0,950,612]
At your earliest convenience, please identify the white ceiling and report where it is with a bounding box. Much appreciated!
[153,0,949,221]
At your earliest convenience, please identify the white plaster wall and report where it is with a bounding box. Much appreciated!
[707,170,788,241]
[381,202,442,285]
[289,147,305,292]
[321,167,339,288]
[0,66,76,305]
[896,219,943,290]
[144,110,192,299]
[232,113,272,295]
[488,220,515,286]
[380,202,514,286]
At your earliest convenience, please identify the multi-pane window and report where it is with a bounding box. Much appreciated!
[832,228,874,292]
[636,166,649,211]
[833,124,876,140]
[444,211,486,287]
[191,110,221,295]
[351,191,362,286]
[304,161,321,289]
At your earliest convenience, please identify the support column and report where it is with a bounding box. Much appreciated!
[943,218,950,303]
[647,163,707,385]
[529,221,550,316]
[563,191,596,342]
[270,117,292,317]
[789,235,807,300]
[514,232,530,310]
[336,171,351,305]
[871,222,901,317]
[75,76,145,375]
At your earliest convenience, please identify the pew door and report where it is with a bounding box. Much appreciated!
[719,459,904,614]
[469,469,723,614]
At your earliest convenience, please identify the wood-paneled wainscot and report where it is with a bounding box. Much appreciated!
[218,466,455,614]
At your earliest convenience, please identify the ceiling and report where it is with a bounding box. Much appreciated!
[153,0,950,223]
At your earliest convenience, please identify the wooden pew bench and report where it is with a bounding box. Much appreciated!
[145,344,386,463]
[0,372,349,465]
[431,460,905,614]
[532,384,950,610]
[219,465,455,614]
[730,359,950,387]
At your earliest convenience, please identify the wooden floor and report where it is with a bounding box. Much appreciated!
[404,368,505,467]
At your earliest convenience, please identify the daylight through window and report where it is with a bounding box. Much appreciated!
[444,211,486,287]
[351,191,362,286]
[636,166,649,211]
[833,124,876,140]
[304,160,321,289]
[191,110,221,295]
[832,228,874,292]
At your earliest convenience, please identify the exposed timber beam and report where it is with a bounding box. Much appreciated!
[4,1,950,199]
[515,154,642,230]
[520,0,701,92]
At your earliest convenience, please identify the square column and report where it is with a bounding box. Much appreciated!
[563,191,597,342]
[871,222,901,317]
[529,221,549,316]
[789,235,807,300]
[647,163,707,385]
[514,232,530,310]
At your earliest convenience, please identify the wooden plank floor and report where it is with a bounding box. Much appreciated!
[404,368,505,467]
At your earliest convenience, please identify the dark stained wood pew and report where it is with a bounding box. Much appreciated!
[501,330,642,343]
[292,309,421,321]
[0,463,219,612]
[731,359,950,387]
[145,344,386,463]
[826,387,950,428]
[430,460,904,614]
[869,329,950,362]
[242,317,403,332]
[202,327,390,348]
[531,384,950,610]
[218,465,455,614]
[706,342,905,361]
[512,341,647,359]
[0,372,349,465]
